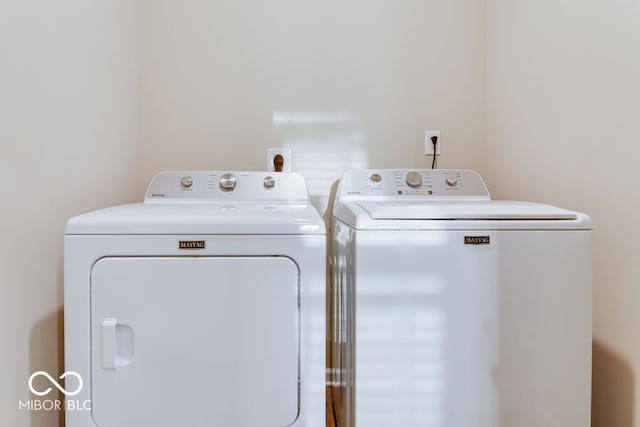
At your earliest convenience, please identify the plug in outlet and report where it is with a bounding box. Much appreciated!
[267,148,292,172]
[425,131,441,156]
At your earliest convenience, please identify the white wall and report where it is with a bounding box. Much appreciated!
[485,1,640,425]
[0,1,139,426]
[138,0,487,211]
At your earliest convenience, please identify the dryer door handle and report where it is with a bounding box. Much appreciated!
[101,318,134,369]
[102,318,118,369]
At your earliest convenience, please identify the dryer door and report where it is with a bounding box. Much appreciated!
[90,257,300,427]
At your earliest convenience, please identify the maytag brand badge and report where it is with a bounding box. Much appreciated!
[464,236,490,245]
[179,240,206,250]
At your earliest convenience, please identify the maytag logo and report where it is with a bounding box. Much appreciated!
[179,240,206,250]
[464,236,490,245]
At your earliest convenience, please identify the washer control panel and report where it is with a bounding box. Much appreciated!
[145,171,310,203]
[340,169,490,200]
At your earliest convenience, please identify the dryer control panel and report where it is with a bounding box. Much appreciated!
[144,171,310,203]
[339,169,491,200]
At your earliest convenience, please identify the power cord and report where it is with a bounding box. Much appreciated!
[431,135,438,169]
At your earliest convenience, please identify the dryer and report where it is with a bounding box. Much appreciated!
[64,171,326,427]
[329,169,591,427]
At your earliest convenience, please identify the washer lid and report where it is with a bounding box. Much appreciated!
[334,200,591,230]
[357,201,578,220]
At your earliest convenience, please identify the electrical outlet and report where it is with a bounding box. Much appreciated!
[425,131,441,156]
[267,148,292,172]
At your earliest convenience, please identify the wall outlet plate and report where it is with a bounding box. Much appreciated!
[425,130,441,156]
[267,148,292,172]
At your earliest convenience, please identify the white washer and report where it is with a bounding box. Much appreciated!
[329,169,591,427]
[65,171,325,427]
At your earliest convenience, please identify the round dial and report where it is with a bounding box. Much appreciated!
[405,171,423,188]
[180,176,193,188]
[263,176,275,189]
[445,175,458,187]
[369,173,382,186]
[219,173,237,192]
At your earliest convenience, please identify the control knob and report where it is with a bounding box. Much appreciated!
[445,175,458,187]
[405,171,423,188]
[219,173,237,192]
[180,176,193,188]
[369,173,382,186]
[263,176,275,189]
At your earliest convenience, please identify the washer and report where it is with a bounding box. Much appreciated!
[329,169,591,427]
[65,171,325,427]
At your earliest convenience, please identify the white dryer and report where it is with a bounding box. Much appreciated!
[329,169,591,427]
[64,171,326,427]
